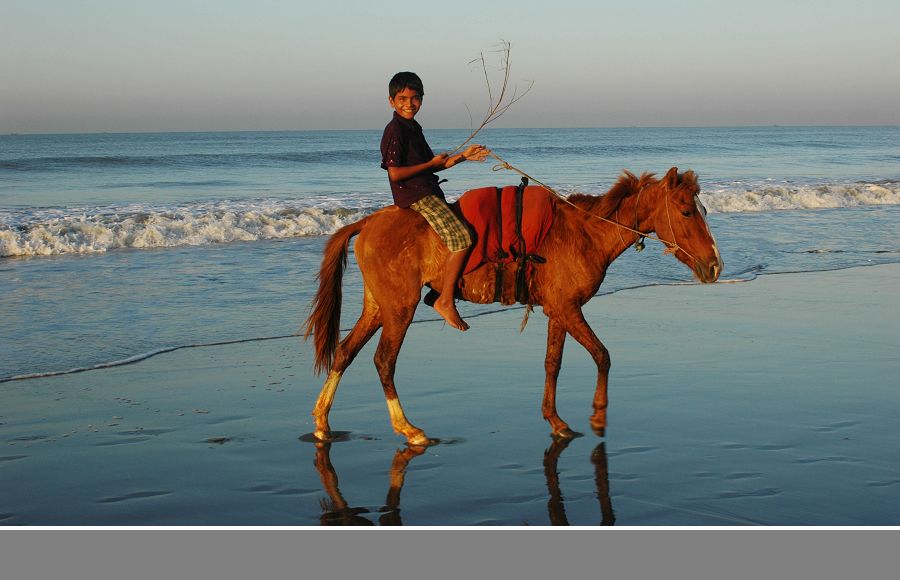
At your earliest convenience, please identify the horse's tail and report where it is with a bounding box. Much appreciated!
[302,216,368,374]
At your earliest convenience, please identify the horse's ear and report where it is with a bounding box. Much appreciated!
[665,167,679,188]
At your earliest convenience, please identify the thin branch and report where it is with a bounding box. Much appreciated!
[464,103,475,135]
[449,41,533,156]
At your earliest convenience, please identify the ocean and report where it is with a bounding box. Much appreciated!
[2,126,899,381]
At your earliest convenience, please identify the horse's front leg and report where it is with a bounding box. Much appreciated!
[543,317,578,439]
[374,309,434,446]
[560,307,611,437]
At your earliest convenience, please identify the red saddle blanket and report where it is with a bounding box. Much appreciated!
[455,184,556,274]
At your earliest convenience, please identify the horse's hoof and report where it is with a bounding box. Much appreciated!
[407,433,438,447]
[590,424,607,438]
[299,430,352,443]
[551,428,582,441]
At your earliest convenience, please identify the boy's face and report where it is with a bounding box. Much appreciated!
[389,87,422,120]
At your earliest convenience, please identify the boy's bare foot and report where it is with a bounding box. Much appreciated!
[433,297,469,331]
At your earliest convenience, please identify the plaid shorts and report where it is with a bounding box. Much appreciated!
[409,194,473,252]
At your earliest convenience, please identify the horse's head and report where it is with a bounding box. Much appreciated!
[650,167,723,283]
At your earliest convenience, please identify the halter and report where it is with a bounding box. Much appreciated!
[489,152,700,263]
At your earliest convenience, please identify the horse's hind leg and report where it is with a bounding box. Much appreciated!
[374,307,432,446]
[542,317,578,439]
[312,289,382,441]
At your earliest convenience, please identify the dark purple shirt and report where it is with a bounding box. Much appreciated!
[380,112,445,208]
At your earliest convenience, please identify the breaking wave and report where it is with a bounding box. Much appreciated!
[699,181,900,213]
[3,180,899,258]
[0,202,372,257]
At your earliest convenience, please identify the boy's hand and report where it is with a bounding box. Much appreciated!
[461,144,490,162]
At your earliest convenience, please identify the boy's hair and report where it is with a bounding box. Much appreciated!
[389,72,424,99]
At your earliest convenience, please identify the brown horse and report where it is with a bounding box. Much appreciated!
[303,167,722,445]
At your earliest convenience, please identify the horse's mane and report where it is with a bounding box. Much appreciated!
[567,171,657,218]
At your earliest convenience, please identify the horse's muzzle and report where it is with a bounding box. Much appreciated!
[694,258,723,283]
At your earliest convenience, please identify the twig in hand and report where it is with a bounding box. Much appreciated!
[449,41,533,156]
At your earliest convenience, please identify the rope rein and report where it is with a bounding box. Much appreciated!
[488,152,692,259]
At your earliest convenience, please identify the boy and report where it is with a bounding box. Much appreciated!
[381,71,490,331]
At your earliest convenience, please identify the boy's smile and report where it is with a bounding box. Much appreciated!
[389,87,422,120]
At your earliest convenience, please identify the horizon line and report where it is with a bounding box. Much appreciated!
[4,123,899,137]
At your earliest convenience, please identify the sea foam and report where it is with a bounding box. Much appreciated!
[0,205,367,257]
[3,181,899,257]
[699,182,900,213]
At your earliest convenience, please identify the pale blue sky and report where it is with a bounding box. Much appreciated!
[2,0,898,133]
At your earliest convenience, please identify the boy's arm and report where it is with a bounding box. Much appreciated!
[387,145,490,181]
[387,154,450,182]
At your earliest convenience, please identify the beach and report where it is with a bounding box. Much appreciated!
[2,263,898,526]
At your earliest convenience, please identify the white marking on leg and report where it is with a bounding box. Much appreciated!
[385,398,428,444]
[385,397,407,428]
[313,370,342,418]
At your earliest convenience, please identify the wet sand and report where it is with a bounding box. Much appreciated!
[2,264,899,526]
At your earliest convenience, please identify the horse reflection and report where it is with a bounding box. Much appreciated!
[315,442,425,526]
[313,440,615,526]
[543,439,615,526]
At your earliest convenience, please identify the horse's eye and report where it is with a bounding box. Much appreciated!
[681,210,692,217]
